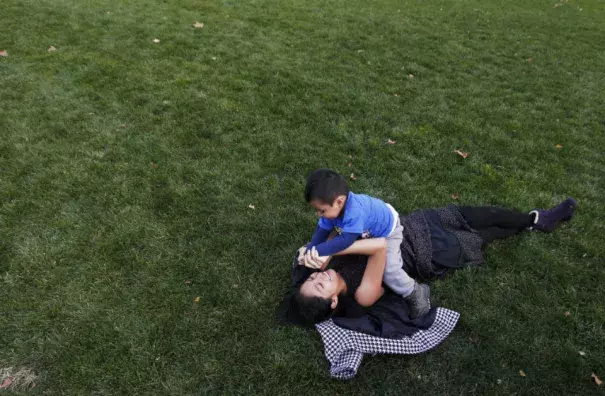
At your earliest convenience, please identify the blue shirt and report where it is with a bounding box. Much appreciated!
[319,192,394,238]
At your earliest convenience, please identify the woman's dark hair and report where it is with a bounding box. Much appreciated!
[278,287,333,327]
[304,168,349,204]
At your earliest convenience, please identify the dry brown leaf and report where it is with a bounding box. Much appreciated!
[185,280,192,285]
[193,21,204,28]
[408,74,415,79]
[526,57,533,62]
[248,204,255,210]
[0,377,13,389]
[194,296,200,303]
[393,93,400,97]
[48,46,57,52]
[0,50,8,57]
[347,162,352,167]
[387,139,396,145]
[350,173,356,181]
[592,373,603,386]
[153,38,160,43]
[519,370,526,377]
[451,193,459,200]
[555,144,563,149]
[151,163,158,169]
[564,311,571,317]
[454,149,469,159]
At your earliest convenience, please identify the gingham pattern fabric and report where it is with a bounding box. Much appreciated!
[315,307,460,379]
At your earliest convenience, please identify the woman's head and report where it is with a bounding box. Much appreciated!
[289,269,344,326]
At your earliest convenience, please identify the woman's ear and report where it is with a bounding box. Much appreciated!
[330,295,338,310]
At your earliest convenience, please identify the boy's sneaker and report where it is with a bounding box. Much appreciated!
[404,283,431,319]
[529,198,577,233]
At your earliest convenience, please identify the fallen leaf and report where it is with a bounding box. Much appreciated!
[0,377,13,389]
[408,74,415,79]
[564,311,571,317]
[555,144,563,149]
[193,21,204,28]
[387,139,396,144]
[248,204,255,209]
[48,46,57,52]
[579,351,586,356]
[347,162,352,167]
[350,173,356,181]
[153,38,160,43]
[0,50,8,57]
[526,57,533,62]
[497,379,502,385]
[454,149,469,159]
[451,193,459,200]
[194,296,200,303]
[185,280,192,285]
[519,369,526,377]
[393,93,400,97]
[553,3,561,7]
[120,124,127,128]
[151,163,158,169]
[592,373,603,386]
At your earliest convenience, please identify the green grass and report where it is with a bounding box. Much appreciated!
[1,0,604,394]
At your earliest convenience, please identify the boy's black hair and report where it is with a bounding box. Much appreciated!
[304,168,349,204]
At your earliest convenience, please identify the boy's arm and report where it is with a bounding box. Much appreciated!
[312,232,360,256]
[306,225,331,251]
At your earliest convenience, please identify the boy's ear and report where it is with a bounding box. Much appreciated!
[334,195,346,207]
[330,295,338,310]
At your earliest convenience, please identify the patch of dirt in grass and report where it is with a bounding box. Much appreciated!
[0,366,38,391]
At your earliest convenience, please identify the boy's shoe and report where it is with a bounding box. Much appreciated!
[529,198,577,233]
[404,283,431,319]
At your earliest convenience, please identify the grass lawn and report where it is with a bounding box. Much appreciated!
[1,0,605,393]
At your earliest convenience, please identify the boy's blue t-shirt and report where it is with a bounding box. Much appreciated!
[318,192,394,238]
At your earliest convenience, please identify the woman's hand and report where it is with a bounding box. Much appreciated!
[297,246,308,265]
[303,247,331,270]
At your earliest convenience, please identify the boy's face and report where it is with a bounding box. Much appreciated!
[310,195,346,219]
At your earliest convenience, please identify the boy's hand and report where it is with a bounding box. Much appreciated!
[303,247,330,269]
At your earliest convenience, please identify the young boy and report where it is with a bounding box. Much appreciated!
[300,168,431,318]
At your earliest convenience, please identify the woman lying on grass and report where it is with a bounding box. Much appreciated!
[283,199,577,327]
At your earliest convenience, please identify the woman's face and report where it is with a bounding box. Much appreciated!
[299,269,339,300]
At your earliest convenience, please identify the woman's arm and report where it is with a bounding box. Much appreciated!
[334,238,389,256]
[304,237,389,270]
[354,238,388,307]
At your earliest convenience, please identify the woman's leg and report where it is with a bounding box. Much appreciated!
[459,206,534,230]
[460,198,578,239]
[475,226,524,242]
